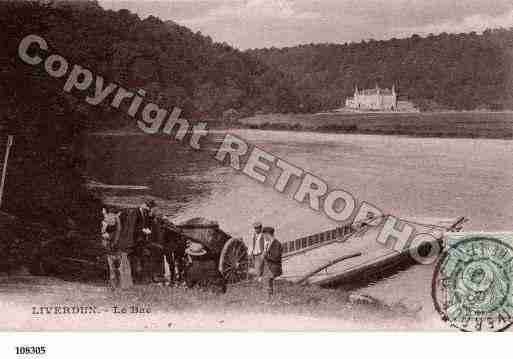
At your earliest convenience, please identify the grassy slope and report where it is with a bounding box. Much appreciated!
[0,276,424,330]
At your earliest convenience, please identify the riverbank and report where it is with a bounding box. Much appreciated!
[86,110,513,140]
[0,275,427,330]
[211,112,513,139]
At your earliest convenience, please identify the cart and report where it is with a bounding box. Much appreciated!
[173,217,249,284]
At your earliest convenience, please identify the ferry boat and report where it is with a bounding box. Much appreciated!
[280,216,467,286]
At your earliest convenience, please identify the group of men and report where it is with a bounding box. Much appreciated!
[249,222,283,298]
[101,200,187,289]
[101,199,284,299]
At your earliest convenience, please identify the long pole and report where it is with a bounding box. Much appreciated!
[0,135,14,208]
[297,252,362,285]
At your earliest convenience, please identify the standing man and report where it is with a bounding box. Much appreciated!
[149,213,166,284]
[132,199,156,284]
[250,222,264,280]
[100,208,133,289]
[262,226,282,300]
[159,218,187,286]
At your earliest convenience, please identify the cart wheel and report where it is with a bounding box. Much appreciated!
[219,238,249,284]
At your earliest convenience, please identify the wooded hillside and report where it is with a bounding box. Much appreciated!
[249,30,513,111]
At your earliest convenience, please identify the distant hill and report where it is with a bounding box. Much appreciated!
[248,30,513,112]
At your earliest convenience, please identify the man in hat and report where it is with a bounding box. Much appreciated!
[184,243,227,294]
[262,226,282,300]
[158,219,187,287]
[250,222,264,280]
[131,199,157,284]
[100,208,133,289]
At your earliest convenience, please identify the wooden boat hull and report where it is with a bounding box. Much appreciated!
[281,217,463,287]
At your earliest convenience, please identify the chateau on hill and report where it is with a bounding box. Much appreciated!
[345,84,397,111]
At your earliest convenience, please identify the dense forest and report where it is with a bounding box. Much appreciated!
[249,30,513,111]
[2,1,299,122]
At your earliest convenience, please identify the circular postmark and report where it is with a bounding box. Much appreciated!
[432,237,513,332]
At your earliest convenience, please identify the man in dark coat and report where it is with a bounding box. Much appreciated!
[129,200,156,284]
[156,217,186,286]
[149,214,166,283]
[262,226,282,299]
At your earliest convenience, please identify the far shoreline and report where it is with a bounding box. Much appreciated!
[321,110,513,115]
[222,111,513,140]
[86,110,513,140]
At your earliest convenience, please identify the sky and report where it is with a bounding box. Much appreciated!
[98,0,513,49]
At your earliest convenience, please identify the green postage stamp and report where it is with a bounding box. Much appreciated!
[432,233,513,332]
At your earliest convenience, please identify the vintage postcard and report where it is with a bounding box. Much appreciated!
[1,0,513,333]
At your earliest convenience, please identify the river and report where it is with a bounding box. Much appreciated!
[84,128,513,319]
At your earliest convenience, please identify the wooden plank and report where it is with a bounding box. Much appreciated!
[0,135,13,208]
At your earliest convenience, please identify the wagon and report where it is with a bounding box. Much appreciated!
[32,213,249,285]
[171,217,250,284]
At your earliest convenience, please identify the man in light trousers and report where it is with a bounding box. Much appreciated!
[250,222,264,281]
